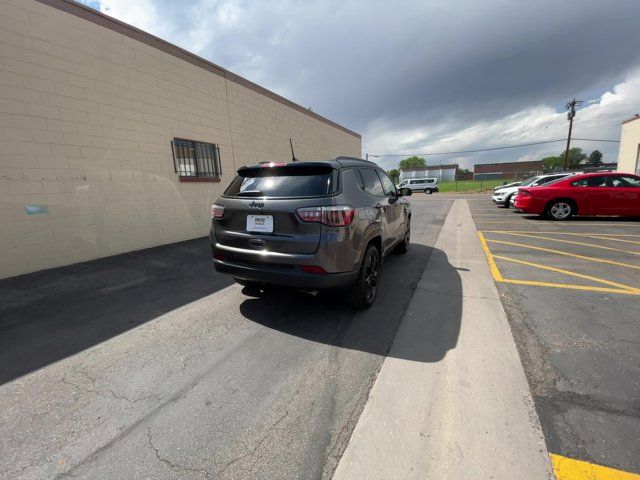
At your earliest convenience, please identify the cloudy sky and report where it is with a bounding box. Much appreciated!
[80,0,640,170]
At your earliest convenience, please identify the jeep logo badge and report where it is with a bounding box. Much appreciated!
[248,201,264,209]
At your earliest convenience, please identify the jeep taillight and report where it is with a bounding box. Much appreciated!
[296,206,355,227]
[211,204,225,219]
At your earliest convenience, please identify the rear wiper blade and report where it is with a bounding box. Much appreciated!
[237,190,265,197]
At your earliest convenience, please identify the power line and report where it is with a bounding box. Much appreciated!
[573,138,620,143]
[369,137,620,157]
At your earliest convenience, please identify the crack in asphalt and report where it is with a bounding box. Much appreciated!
[60,372,162,405]
[53,334,259,479]
[215,390,298,477]
[147,429,212,479]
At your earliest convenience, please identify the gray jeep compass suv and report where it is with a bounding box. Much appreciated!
[209,157,412,308]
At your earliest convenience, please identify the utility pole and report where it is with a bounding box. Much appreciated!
[562,98,583,171]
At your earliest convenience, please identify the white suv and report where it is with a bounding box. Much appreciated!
[492,173,572,207]
[397,177,439,194]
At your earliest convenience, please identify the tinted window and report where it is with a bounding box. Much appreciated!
[611,176,640,187]
[224,166,337,198]
[410,180,421,185]
[426,179,434,184]
[378,171,397,196]
[360,168,385,196]
[572,176,607,187]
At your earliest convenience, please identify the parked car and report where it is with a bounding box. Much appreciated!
[514,172,640,220]
[210,157,412,308]
[494,181,521,191]
[492,173,572,207]
[397,177,439,194]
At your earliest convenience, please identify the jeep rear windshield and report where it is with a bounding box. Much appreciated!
[224,165,338,198]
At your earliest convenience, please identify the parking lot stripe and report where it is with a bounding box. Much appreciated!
[551,453,640,480]
[583,235,640,246]
[486,239,640,271]
[492,232,640,256]
[492,254,640,293]
[502,278,640,295]
[477,232,505,281]
[486,231,640,237]
[477,232,640,295]
[476,221,640,227]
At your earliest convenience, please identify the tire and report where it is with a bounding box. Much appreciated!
[345,245,380,309]
[502,194,512,208]
[424,188,432,194]
[395,220,410,254]
[545,200,574,221]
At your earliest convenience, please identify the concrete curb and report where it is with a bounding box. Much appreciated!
[332,199,554,480]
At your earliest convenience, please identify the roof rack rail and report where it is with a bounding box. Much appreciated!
[334,156,376,164]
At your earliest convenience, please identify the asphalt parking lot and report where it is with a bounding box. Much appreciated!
[0,198,453,480]
[466,193,640,477]
[2,192,638,480]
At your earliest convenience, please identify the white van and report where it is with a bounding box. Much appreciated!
[397,177,439,194]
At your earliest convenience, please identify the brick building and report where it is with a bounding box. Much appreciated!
[0,0,360,278]
[473,160,543,180]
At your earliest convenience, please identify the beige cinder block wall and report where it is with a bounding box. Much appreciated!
[0,0,361,279]
[617,116,640,175]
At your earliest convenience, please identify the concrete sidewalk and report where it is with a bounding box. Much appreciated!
[332,200,554,480]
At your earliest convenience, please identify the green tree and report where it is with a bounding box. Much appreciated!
[387,168,400,184]
[543,147,586,170]
[564,147,587,169]
[542,155,563,170]
[587,150,603,166]
[399,156,427,170]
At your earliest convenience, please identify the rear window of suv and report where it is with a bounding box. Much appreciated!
[224,165,338,198]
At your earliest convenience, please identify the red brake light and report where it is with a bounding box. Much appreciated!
[296,207,323,223]
[211,204,225,219]
[296,206,355,227]
[301,265,327,274]
[519,189,532,197]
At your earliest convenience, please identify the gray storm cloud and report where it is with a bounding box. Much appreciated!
[88,0,640,168]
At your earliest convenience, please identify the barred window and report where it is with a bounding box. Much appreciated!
[171,139,221,178]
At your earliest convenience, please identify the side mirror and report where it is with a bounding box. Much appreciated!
[399,187,412,196]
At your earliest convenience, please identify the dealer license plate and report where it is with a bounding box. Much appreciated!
[246,215,273,233]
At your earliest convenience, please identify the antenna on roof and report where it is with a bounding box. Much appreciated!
[290,138,298,162]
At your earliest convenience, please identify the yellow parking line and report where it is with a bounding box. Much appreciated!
[502,279,640,295]
[486,231,640,237]
[486,239,640,270]
[584,235,640,246]
[477,231,504,281]
[477,232,640,295]
[492,232,640,256]
[476,221,640,226]
[492,254,640,292]
[551,453,640,480]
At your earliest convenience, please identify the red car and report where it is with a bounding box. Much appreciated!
[514,172,640,220]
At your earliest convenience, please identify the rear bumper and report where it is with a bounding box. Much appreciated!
[209,237,359,289]
[513,196,545,214]
[213,257,358,289]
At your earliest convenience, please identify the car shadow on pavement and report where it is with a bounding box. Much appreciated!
[0,237,233,386]
[239,245,462,363]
